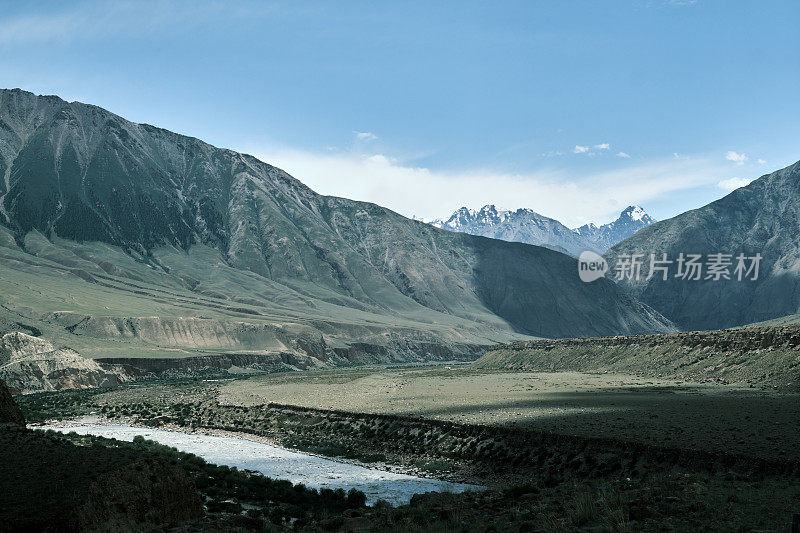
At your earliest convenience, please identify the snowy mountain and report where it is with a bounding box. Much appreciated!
[574,206,657,252]
[430,205,655,255]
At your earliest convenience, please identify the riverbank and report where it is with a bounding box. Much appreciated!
[15,372,800,530]
[33,413,473,484]
[36,418,479,505]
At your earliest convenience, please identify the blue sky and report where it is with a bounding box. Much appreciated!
[1,0,798,226]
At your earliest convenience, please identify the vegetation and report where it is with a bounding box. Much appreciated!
[18,387,109,423]
[0,425,369,531]
[0,425,203,531]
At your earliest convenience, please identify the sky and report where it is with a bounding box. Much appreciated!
[0,0,798,227]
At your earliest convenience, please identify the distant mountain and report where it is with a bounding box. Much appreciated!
[430,205,655,255]
[607,161,800,330]
[574,206,656,252]
[0,89,672,375]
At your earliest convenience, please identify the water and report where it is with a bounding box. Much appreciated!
[36,421,479,505]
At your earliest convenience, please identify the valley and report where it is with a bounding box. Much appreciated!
[217,367,800,463]
[0,87,798,531]
[2,2,799,530]
[13,362,800,531]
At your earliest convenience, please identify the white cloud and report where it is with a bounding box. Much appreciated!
[757,158,766,164]
[575,144,610,154]
[717,177,754,191]
[354,131,377,141]
[616,152,631,158]
[725,151,747,165]
[249,144,733,227]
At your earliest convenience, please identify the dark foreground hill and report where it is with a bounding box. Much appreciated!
[1,378,201,530]
[0,89,672,377]
[1,378,374,531]
[0,379,24,424]
[607,160,800,330]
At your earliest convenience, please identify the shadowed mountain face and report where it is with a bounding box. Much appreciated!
[607,161,800,331]
[0,89,671,365]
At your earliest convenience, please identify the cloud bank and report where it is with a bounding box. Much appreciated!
[250,145,736,227]
[717,177,754,191]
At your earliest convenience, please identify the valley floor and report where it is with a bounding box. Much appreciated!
[16,366,800,531]
[219,367,800,463]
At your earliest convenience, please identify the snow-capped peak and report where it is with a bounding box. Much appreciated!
[428,204,655,254]
[621,205,648,222]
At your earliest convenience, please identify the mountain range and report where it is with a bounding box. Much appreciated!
[430,205,655,256]
[607,160,800,331]
[0,89,672,375]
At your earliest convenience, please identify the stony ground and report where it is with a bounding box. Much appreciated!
[475,325,800,390]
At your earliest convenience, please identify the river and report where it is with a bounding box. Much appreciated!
[35,421,479,505]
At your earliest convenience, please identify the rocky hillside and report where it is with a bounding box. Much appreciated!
[474,325,800,389]
[431,205,655,255]
[0,379,24,425]
[607,161,800,330]
[0,89,672,380]
[0,332,132,393]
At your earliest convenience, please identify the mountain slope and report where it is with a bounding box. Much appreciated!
[607,161,800,330]
[0,89,672,370]
[431,205,655,255]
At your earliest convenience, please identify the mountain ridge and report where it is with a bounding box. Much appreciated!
[0,88,673,376]
[430,204,655,256]
[606,160,800,330]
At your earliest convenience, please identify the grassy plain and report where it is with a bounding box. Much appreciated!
[219,367,800,463]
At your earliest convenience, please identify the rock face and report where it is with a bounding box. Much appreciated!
[475,325,800,389]
[607,161,800,330]
[0,332,132,393]
[431,205,655,256]
[0,379,24,425]
[0,88,672,365]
